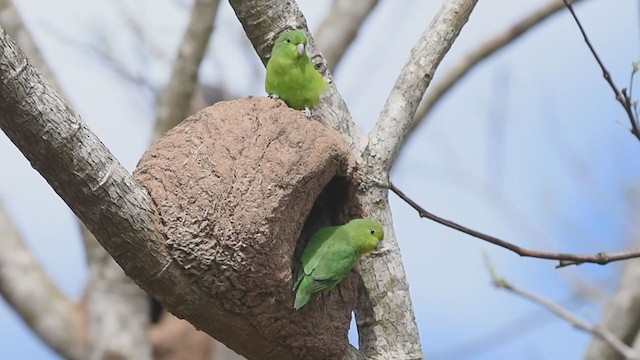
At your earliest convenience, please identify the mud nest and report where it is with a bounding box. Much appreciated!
[133,97,364,360]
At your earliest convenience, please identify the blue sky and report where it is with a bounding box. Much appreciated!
[1,0,639,359]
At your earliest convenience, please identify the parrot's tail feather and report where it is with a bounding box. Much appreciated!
[294,291,310,310]
[294,276,311,310]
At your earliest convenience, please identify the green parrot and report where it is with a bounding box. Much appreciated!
[265,30,329,112]
[293,218,384,310]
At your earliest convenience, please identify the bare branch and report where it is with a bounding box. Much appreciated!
[315,0,380,72]
[0,204,84,360]
[563,0,640,142]
[153,0,221,140]
[485,257,638,360]
[364,0,478,172]
[389,182,640,267]
[409,0,587,138]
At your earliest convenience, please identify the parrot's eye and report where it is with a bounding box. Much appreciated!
[369,229,376,235]
[285,38,291,43]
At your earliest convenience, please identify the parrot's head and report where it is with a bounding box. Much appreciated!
[348,218,384,254]
[273,30,309,59]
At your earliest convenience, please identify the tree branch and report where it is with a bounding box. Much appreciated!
[389,182,640,267]
[355,1,478,358]
[315,0,380,72]
[1,2,154,357]
[409,0,587,139]
[153,0,221,140]
[0,6,86,359]
[485,258,638,360]
[364,0,478,172]
[0,204,84,360]
[0,23,193,356]
[563,0,640,142]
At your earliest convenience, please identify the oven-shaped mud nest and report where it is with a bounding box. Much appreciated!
[133,97,364,360]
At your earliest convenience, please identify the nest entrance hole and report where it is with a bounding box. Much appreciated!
[292,176,355,274]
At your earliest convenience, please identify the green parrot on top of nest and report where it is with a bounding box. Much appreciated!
[265,30,328,113]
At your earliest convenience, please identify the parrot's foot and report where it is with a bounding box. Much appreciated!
[268,93,280,100]
[303,107,312,118]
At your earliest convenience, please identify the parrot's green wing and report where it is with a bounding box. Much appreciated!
[293,219,384,309]
[293,226,337,293]
[301,227,358,295]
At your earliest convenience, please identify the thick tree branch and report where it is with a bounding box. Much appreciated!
[228,0,361,148]
[486,259,638,360]
[153,0,221,140]
[315,0,380,72]
[0,204,84,360]
[0,6,87,359]
[0,24,195,357]
[409,0,586,138]
[389,182,640,266]
[563,0,640,142]
[1,2,153,357]
[364,0,478,172]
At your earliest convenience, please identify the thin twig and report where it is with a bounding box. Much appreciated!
[563,0,640,142]
[388,181,640,267]
[485,256,638,360]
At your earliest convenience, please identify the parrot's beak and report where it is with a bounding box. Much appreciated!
[296,43,305,57]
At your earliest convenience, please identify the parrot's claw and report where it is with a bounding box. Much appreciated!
[268,93,280,100]
[303,107,312,118]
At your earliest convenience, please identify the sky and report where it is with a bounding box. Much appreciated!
[1,0,640,359]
